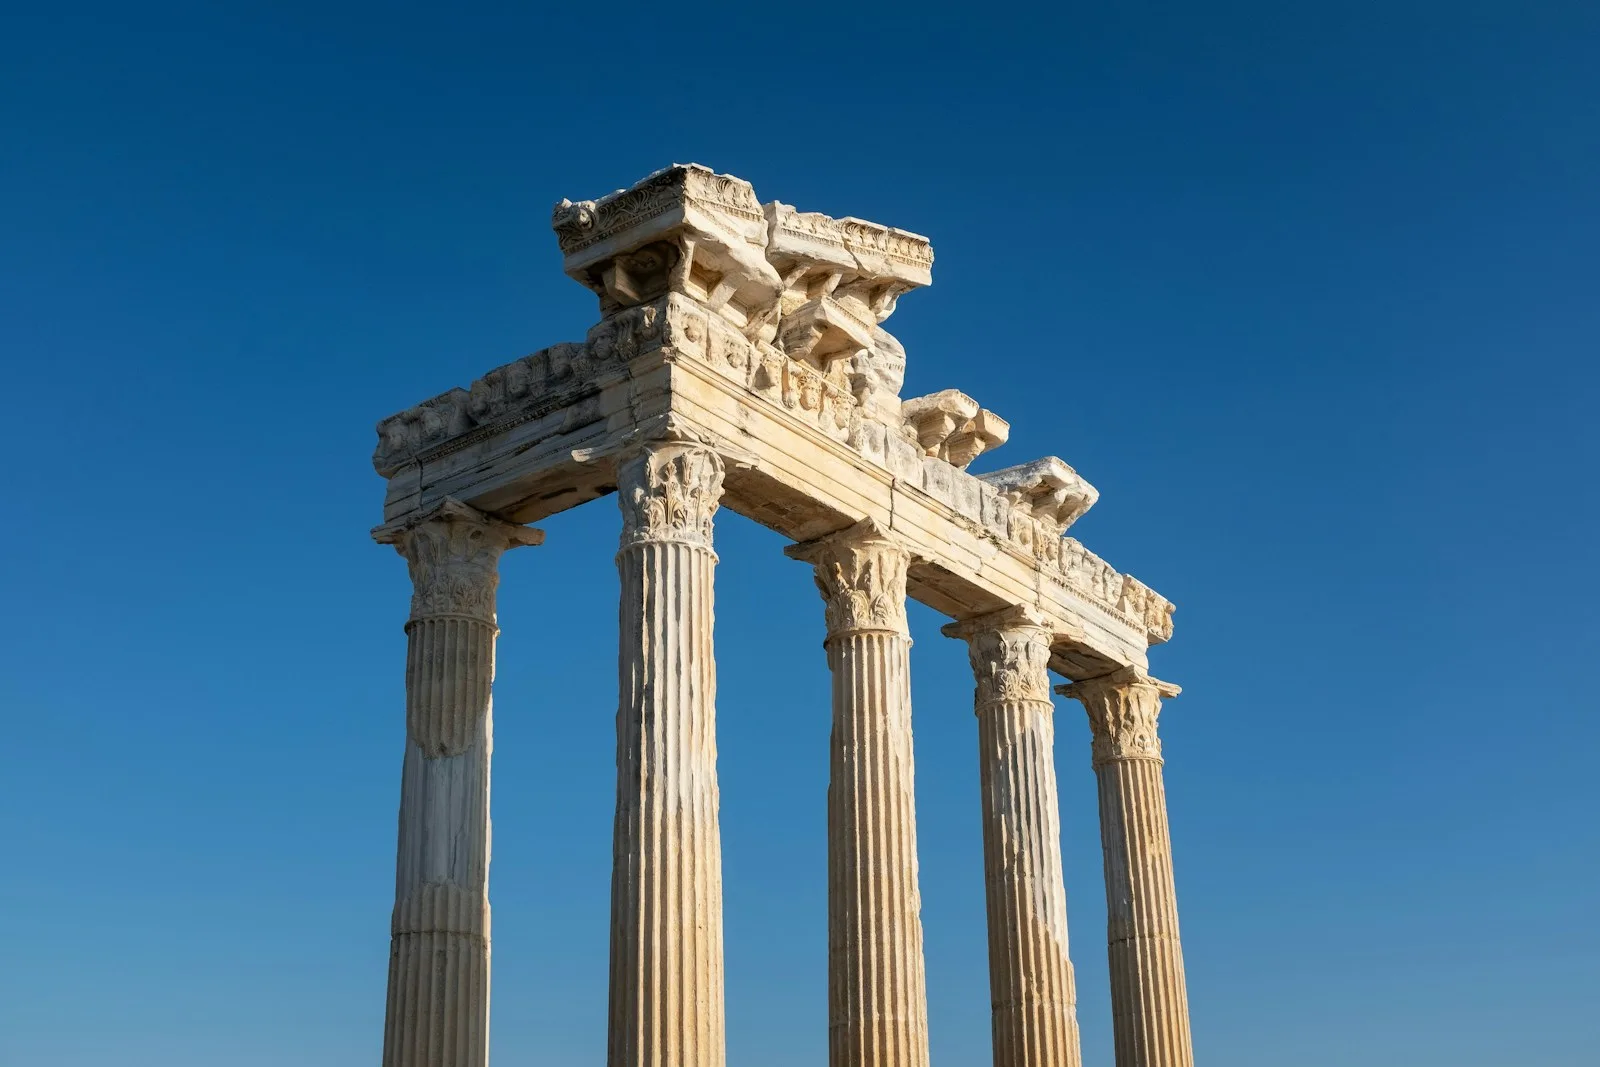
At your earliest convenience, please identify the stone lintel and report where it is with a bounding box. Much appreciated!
[369,329,1164,677]
[374,160,1176,674]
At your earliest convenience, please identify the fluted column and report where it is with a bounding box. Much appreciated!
[373,499,543,1067]
[786,519,930,1067]
[943,607,1081,1067]
[1057,668,1191,1067]
[608,442,728,1067]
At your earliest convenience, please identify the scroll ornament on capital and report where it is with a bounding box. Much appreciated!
[375,500,543,625]
[1059,667,1181,766]
[966,622,1054,707]
[788,522,912,636]
[617,443,726,550]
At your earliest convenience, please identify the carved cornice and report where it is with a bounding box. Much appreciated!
[373,499,544,625]
[372,167,1179,649]
[371,303,666,479]
[786,519,912,638]
[1056,667,1181,766]
[617,442,725,551]
[942,606,1055,709]
[661,299,1177,646]
[979,457,1099,531]
[552,164,766,258]
[369,286,1178,647]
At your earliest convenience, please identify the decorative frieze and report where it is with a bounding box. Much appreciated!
[374,166,1176,649]
[373,296,1175,647]
[372,304,665,478]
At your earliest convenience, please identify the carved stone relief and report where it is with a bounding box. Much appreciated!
[617,442,726,551]
[373,499,544,626]
[944,607,1056,707]
[1057,666,1182,766]
[786,519,912,637]
[373,165,1177,649]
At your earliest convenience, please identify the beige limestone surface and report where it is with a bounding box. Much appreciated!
[788,521,932,1067]
[370,164,1191,1067]
[946,607,1084,1067]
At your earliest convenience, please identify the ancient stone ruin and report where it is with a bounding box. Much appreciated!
[370,164,1192,1067]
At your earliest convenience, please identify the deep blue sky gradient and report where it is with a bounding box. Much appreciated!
[1,4,1597,1065]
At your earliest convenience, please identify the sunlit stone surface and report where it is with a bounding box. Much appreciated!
[370,164,1188,1067]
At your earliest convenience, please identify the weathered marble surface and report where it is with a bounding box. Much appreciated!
[788,521,930,1067]
[370,164,1191,1067]
[946,607,1084,1067]
[1059,669,1193,1067]
[609,441,728,1067]
[372,500,543,1067]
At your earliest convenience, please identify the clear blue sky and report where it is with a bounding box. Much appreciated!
[2,4,1596,1065]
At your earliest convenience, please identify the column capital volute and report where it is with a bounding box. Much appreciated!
[1055,665,1180,765]
[615,436,728,552]
[942,606,1056,709]
[785,518,914,638]
[372,498,543,625]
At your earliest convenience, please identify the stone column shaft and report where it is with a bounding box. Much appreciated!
[1059,668,1192,1067]
[788,520,930,1067]
[374,500,542,1067]
[608,443,727,1067]
[945,608,1082,1067]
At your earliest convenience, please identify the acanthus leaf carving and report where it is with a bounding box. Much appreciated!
[373,499,544,626]
[785,520,911,637]
[617,442,726,551]
[943,607,1055,708]
[1057,667,1181,767]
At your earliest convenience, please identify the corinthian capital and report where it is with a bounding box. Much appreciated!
[941,606,1055,708]
[785,519,912,637]
[1056,666,1181,766]
[373,499,544,625]
[616,442,726,551]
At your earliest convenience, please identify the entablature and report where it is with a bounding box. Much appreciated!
[372,166,1176,681]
